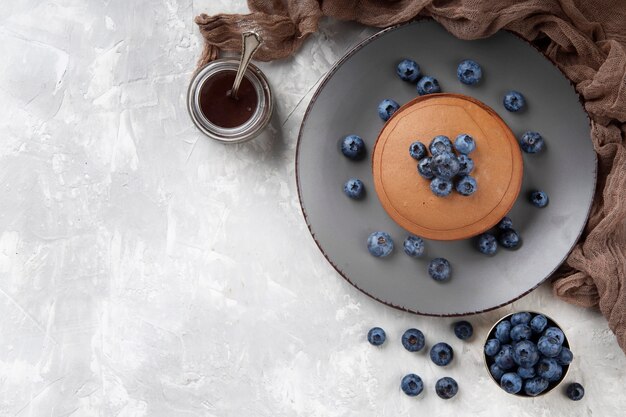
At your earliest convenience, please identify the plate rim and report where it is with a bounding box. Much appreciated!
[295,19,598,317]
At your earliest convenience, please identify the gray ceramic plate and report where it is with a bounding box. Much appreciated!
[296,21,596,316]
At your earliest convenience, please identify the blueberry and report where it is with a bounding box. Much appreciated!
[429,135,453,156]
[537,335,563,358]
[403,236,425,257]
[455,176,477,196]
[519,131,544,154]
[510,312,532,326]
[566,382,585,401]
[544,327,565,345]
[397,59,421,82]
[517,366,536,380]
[378,99,400,121]
[484,338,501,356]
[530,314,548,333]
[341,134,366,160]
[500,373,523,394]
[430,342,454,366]
[417,76,441,95]
[417,157,434,179]
[435,377,459,399]
[409,141,427,160]
[430,177,453,197]
[524,377,549,396]
[343,178,365,199]
[497,216,513,230]
[367,232,394,258]
[490,363,505,380]
[456,154,474,176]
[499,229,521,249]
[477,233,498,255]
[457,59,482,85]
[513,340,540,368]
[495,320,512,343]
[401,328,425,352]
[428,258,452,282]
[454,134,476,154]
[536,357,563,382]
[557,347,573,366]
[454,320,473,340]
[367,327,386,346]
[510,324,532,342]
[432,152,460,180]
[495,344,515,370]
[503,90,525,112]
[530,190,549,208]
[401,373,424,396]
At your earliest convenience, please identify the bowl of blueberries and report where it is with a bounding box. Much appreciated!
[483,311,580,397]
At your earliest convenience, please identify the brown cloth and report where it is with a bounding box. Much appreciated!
[196,1,626,352]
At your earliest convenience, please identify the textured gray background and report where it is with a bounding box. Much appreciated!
[0,1,624,416]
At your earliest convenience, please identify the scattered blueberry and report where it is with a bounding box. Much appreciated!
[430,177,453,197]
[403,236,425,257]
[557,347,574,366]
[513,340,540,368]
[530,190,549,208]
[484,339,501,357]
[409,141,427,160]
[519,131,544,154]
[510,324,533,342]
[417,157,434,179]
[457,59,482,85]
[367,327,386,346]
[497,216,513,230]
[402,328,426,352]
[537,357,563,382]
[397,59,421,82]
[566,382,585,401]
[429,135,453,156]
[454,133,476,154]
[456,154,474,176]
[343,178,365,199]
[378,99,400,122]
[503,90,526,112]
[499,229,521,249]
[367,232,394,258]
[510,312,532,326]
[524,377,549,396]
[417,76,441,95]
[495,344,515,370]
[495,320,512,343]
[340,134,366,160]
[454,321,473,340]
[490,363,505,381]
[530,314,548,333]
[432,152,460,180]
[401,374,424,396]
[517,366,536,380]
[544,327,565,345]
[477,233,498,255]
[455,176,477,196]
[430,342,454,366]
[428,258,452,282]
[537,335,563,358]
[500,373,523,394]
[435,377,459,399]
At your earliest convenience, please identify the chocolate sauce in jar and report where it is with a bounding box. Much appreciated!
[199,70,258,128]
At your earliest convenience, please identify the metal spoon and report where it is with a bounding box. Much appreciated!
[230,31,262,100]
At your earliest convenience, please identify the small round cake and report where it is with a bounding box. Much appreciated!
[372,93,523,241]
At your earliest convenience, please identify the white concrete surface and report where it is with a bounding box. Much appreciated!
[0,1,624,416]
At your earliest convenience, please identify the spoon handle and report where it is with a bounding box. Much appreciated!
[230,32,262,99]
